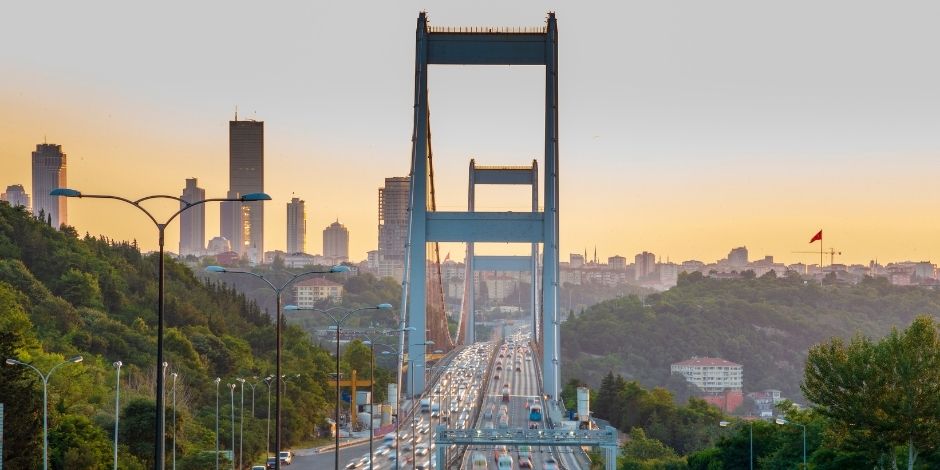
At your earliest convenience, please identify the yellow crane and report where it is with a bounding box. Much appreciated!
[793,248,842,268]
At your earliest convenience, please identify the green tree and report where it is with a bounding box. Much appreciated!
[802,315,940,469]
[622,427,678,461]
[57,268,104,309]
[49,414,112,469]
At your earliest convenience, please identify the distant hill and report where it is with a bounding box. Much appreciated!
[560,271,940,402]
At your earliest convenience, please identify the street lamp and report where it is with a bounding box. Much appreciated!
[356,327,411,470]
[52,187,270,470]
[379,337,429,470]
[775,418,807,469]
[207,265,349,470]
[5,355,83,470]
[113,361,123,470]
[263,375,274,458]
[171,372,178,470]
[229,383,237,470]
[214,378,221,470]
[237,377,246,470]
[719,420,752,470]
[283,304,393,470]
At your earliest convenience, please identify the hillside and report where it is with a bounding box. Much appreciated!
[0,202,373,469]
[560,271,940,402]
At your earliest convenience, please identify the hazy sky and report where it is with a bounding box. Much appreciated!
[3,1,940,265]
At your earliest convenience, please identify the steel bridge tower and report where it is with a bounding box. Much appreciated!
[404,12,560,399]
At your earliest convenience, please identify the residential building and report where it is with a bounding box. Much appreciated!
[286,197,306,254]
[323,220,349,262]
[747,389,785,417]
[634,251,656,280]
[728,246,748,268]
[294,277,344,306]
[178,178,205,257]
[1,184,30,210]
[671,356,744,412]
[569,253,584,268]
[608,255,627,271]
[377,177,410,280]
[221,119,264,263]
[31,143,68,227]
[206,236,232,255]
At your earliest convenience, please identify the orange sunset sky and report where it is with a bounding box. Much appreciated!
[3,1,940,266]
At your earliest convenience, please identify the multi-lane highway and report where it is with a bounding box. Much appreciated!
[299,330,587,469]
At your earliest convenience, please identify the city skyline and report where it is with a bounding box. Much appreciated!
[3,1,940,265]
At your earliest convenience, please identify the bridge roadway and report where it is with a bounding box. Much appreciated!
[291,332,587,469]
[461,332,586,470]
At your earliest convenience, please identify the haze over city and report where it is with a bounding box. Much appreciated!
[4,0,940,265]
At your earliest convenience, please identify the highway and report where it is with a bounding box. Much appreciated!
[294,330,587,469]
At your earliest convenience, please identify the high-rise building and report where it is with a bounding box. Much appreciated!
[378,177,410,262]
[634,251,656,280]
[286,197,306,254]
[2,184,30,210]
[323,220,350,262]
[31,143,67,227]
[608,255,627,271]
[221,119,264,263]
[178,178,206,257]
[728,246,748,268]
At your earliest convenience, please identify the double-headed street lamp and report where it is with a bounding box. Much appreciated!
[283,304,393,470]
[206,265,348,469]
[378,339,431,470]
[229,383,237,470]
[52,187,270,470]
[775,418,807,468]
[6,355,83,470]
[214,378,222,470]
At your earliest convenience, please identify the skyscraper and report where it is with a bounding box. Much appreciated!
[179,178,206,257]
[286,197,306,254]
[728,246,748,268]
[2,184,30,210]
[634,251,656,281]
[221,119,264,263]
[323,220,349,262]
[31,143,67,227]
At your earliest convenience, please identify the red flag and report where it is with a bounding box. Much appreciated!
[445,252,451,261]
[809,230,822,243]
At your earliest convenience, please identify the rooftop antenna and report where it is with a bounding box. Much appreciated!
[234,105,238,121]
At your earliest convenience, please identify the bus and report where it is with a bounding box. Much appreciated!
[471,452,488,469]
[529,403,543,422]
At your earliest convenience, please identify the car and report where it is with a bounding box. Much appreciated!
[544,457,560,470]
[279,450,293,465]
[515,366,522,372]
[266,457,278,469]
[416,445,429,456]
[252,466,266,470]
[518,456,533,468]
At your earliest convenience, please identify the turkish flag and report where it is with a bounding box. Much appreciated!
[809,230,822,243]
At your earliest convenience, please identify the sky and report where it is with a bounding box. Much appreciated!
[2,1,940,266]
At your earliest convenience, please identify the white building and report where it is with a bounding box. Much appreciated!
[294,277,344,306]
[2,184,30,210]
[670,357,743,394]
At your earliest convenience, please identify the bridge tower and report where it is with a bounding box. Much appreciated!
[464,160,540,344]
[404,12,560,399]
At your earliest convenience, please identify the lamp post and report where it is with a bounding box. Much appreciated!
[408,362,425,468]
[263,375,274,458]
[229,383,236,470]
[283,304,393,470]
[356,327,411,470]
[719,420,752,470]
[113,361,123,470]
[215,378,221,470]
[237,377,245,470]
[5,355,83,470]
[775,418,807,469]
[207,265,349,470]
[378,337,428,470]
[171,372,178,470]
[52,187,270,470]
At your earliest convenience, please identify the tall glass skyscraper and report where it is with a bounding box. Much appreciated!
[221,119,264,263]
[286,197,306,254]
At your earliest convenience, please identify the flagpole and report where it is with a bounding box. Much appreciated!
[820,234,824,270]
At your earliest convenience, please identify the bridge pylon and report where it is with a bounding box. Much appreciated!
[403,11,561,400]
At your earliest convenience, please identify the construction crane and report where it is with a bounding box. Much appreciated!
[793,248,842,268]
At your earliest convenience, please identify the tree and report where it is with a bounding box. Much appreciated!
[802,315,940,469]
[0,282,42,469]
[57,268,103,309]
[49,414,112,469]
[622,427,678,461]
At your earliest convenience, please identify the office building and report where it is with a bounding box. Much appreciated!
[323,219,349,262]
[221,119,264,263]
[286,197,306,254]
[2,184,30,210]
[178,178,205,257]
[31,143,68,227]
